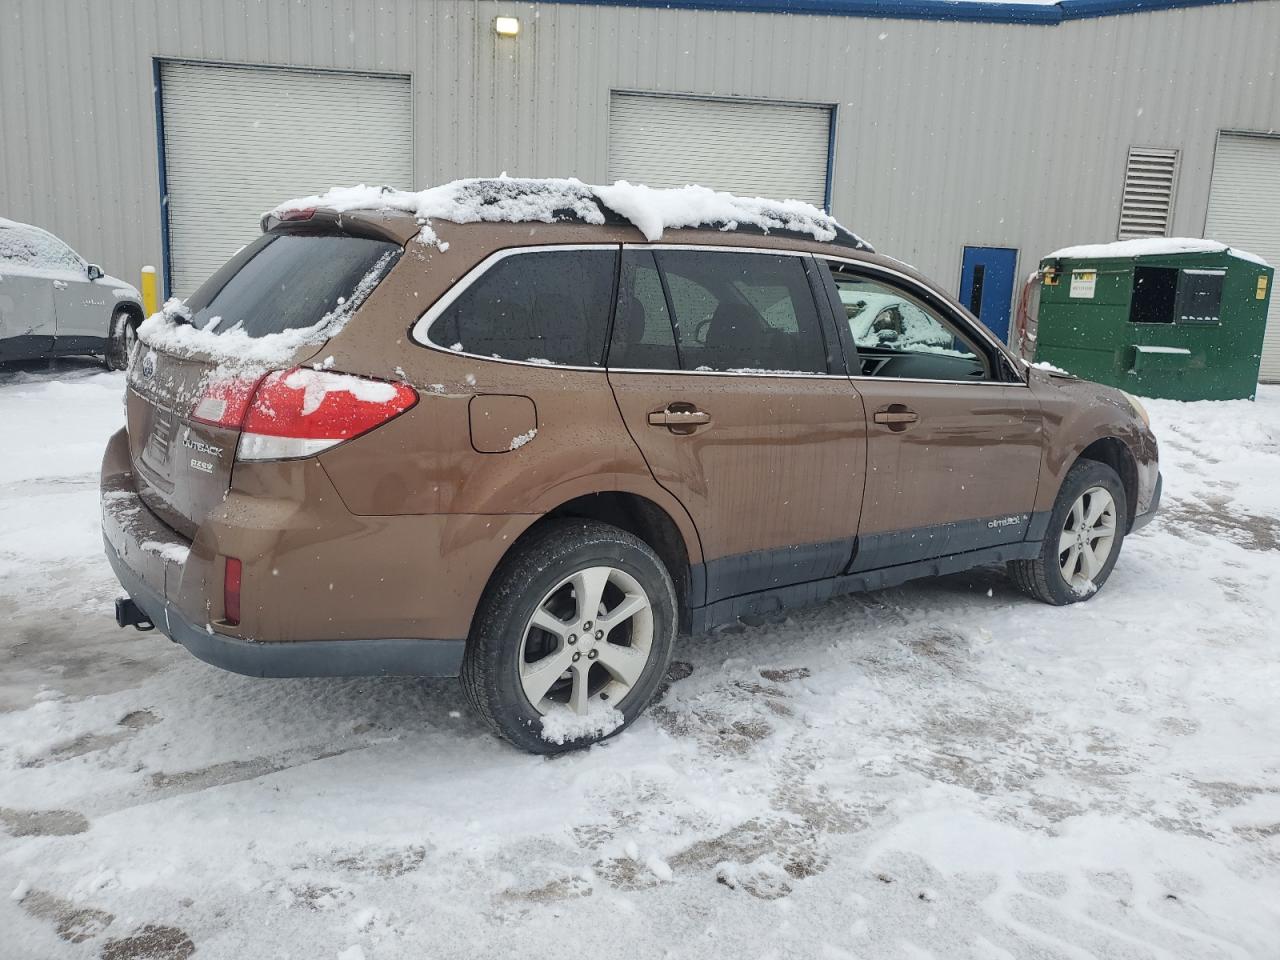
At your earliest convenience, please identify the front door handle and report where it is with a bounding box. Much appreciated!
[873,405,919,431]
[53,280,69,290]
[648,403,711,434]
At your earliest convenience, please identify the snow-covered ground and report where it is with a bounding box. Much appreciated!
[1,359,1278,960]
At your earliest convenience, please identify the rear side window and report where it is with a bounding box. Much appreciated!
[653,250,827,374]
[185,230,401,338]
[429,249,617,367]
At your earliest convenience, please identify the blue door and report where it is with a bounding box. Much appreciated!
[959,246,1018,344]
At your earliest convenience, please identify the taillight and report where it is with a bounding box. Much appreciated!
[239,368,417,461]
[191,373,267,428]
[191,367,417,461]
[259,208,316,231]
[224,557,242,625]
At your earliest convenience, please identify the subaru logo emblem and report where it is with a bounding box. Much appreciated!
[141,352,156,379]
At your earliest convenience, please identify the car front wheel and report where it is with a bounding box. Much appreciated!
[461,519,677,754]
[105,308,139,371]
[1008,459,1128,605]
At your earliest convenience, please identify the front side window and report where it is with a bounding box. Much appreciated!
[653,250,827,374]
[0,223,83,272]
[429,249,617,366]
[823,262,988,381]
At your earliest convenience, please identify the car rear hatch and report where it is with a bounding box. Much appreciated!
[126,217,407,539]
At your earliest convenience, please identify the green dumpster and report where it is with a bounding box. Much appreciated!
[1033,239,1273,401]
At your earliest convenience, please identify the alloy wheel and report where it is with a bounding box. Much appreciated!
[518,565,654,714]
[1059,485,1117,591]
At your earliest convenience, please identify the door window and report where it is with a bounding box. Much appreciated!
[653,250,828,374]
[429,248,618,367]
[824,262,989,381]
[609,250,679,370]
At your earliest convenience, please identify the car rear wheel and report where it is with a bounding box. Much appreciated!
[1008,459,1128,606]
[460,519,677,754]
[105,308,139,371]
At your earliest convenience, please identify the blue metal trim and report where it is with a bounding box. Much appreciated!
[152,58,172,300]
[823,105,837,213]
[1057,0,1239,17]
[548,0,1057,23]
[542,0,1250,25]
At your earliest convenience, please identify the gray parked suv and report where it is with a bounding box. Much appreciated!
[0,217,144,368]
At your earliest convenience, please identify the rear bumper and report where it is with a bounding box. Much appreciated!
[105,534,465,678]
[1130,471,1162,533]
[101,427,466,678]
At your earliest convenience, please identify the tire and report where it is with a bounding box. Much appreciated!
[460,519,678,754]
[105,308,139,371]
[1008,459,1128,606]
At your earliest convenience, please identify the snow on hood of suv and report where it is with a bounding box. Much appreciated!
[270,176,871,250]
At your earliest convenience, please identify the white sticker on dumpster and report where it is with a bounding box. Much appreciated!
[1069,270,1097,298]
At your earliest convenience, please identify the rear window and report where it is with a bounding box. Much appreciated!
[185,230,401,338]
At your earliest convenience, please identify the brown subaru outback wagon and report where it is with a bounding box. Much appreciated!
[102,179,1160,752]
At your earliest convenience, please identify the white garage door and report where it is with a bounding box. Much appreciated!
[608,92,831,208]
[161,61,413,297]
[1205,132,1280,383]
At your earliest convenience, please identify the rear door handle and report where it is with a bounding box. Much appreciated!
[873,405,919,430]
[648,403,711,433]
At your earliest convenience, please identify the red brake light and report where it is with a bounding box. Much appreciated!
[277,207,316,222]
[224,557,242,625]
[237,368,418,461]
[191,373,267,428]
[191,367,417,460]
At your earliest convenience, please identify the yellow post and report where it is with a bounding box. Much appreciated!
[140,265,160,317]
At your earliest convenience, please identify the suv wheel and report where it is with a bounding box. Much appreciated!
[1008,459,1128,606]
[105,308,139,371]
[461,519,677,754]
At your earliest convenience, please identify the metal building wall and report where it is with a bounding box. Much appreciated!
[2,0,1278,293]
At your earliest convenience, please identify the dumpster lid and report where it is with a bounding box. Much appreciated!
[1045,237,1269,267]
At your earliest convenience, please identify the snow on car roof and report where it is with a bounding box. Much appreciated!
[1046,237,1270,267]
[270,176,872,251]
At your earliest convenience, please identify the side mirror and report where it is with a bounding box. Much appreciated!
[87,263,104,281]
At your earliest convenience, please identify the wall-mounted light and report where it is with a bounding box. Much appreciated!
[494,16,520,37]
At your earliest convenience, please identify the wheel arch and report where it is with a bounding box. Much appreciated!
[112,299,144,333]
[483,491,698,634]
[1074,436,1139,531]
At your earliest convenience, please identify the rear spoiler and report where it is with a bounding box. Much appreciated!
[259,207,421,246]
